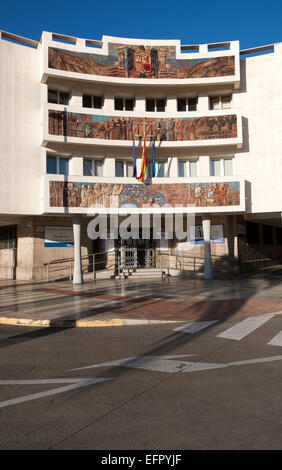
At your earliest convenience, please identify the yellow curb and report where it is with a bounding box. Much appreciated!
[0,316,126,328]
[0,316,184,328]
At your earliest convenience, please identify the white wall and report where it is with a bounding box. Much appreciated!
[0,38,41,215]
[235,44,282,213]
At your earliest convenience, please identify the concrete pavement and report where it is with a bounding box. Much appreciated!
[0,267,282,328]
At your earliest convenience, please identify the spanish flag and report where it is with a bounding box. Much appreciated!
[136,136,147,182]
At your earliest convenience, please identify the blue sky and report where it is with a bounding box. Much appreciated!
[1,0,282,49]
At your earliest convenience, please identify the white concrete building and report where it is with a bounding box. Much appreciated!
[0,30,281,281]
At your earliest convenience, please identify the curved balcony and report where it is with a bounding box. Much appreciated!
[41,32,240,88]
[42,173,246,215]
[43,104,242,149]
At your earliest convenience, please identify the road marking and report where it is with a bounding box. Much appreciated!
[0,377,111,409]
[174,320,219,334]
[216,314,274,341]
[71,353,282,374]
[71,355,198,373]
[268,331,282,347]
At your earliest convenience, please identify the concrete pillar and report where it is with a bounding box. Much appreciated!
[73,215,83,284]
[202,214,213,280]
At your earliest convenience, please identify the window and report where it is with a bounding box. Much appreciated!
[178,160,198,177]
[47,156,69,175]
[115,161,133,177]
[210,157,234,176]
[83,159,103,176]
[0,226,17,250]
[209,95,232,110]
[82,95,103,109]
[114,98,135,111]
[146,98,166,112]
[147,162,166,178]
[177,97,198,112]
[48,89,70,105]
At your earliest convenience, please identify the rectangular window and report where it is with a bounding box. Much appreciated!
[146,99,155,112]
[177,98,186,112]
[178,161,185,177]
[83,95,103,109]
[146,98,166,112]
[59,92,69,105]
[190,160,198,177]
[115,161,124,177]
[209,95,231,110]
[210,157,234,176]
[211,159,222,176]
[147,162,166,177]
[82,95,92,108]
[114,98,124,111]
[223,158,233,176]
[47,156,69,175]
[93,96,103,109]
[178,160,198,177]
[156,162,165,177]
[0,226,17,250]
[115,161,134,177]
[48,89,58,104]
[188,98,197,111]
[125,162,133,177]
[156,99,166,112]
[83,159,103,176]
[58,158,69,175]
[46,156,57,174]
[48,89,70,105]
[221,95,232,109]
[177,97,198,112]
[125,99,134,111]
[114,98,135,111]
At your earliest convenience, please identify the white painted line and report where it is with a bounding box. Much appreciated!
[268,331,282,347]
[173,320,219,334]
[0,377,111,409]
[71,354,282,374]
[216,314,274,341]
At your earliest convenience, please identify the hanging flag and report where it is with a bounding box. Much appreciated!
[136,136,147,182]
[132,122,137,177]
[152,135,156,177]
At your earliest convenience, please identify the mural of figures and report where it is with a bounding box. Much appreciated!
[49,181,241,208]
[48,111,237,141]
[49,44,235,79]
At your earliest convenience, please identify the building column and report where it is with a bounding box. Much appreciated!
[201,214,213,280]
[73,215,83,284]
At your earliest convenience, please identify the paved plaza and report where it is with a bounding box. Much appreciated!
[0,267,281,328]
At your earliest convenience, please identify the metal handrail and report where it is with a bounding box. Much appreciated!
[158,251,220,278]
[45,250,116,282]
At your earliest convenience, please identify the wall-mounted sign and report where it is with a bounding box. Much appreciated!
[190,224,225,244]
[44,226,74,248]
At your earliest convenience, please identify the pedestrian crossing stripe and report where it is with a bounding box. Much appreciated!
[216,314,275,341]
[173,314,282,347]
[173,321,219,334]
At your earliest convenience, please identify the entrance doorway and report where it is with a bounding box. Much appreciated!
[115,230,155,269]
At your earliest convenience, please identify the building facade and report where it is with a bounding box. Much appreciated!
[0,30,281,281]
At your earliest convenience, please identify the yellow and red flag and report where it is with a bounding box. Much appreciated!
[136,136,147,182]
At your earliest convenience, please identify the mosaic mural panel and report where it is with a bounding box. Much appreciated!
[48,45,235,79]
[48,111,237,141]
[49,181,241,208]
